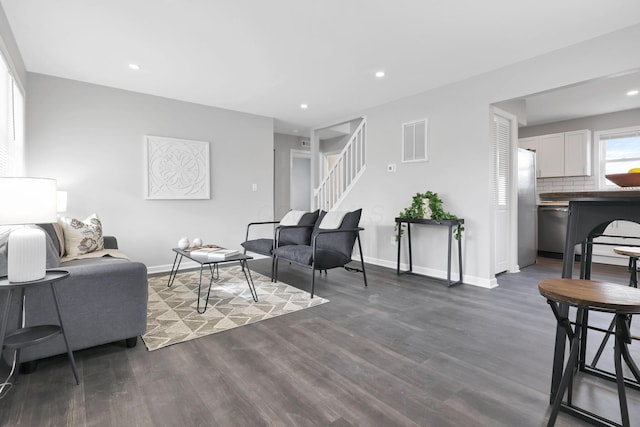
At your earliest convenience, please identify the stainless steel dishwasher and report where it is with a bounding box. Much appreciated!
[538,205,569,256]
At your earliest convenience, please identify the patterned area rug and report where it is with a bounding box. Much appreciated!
[142,266,329,351]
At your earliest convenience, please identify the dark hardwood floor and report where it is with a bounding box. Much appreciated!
[1,257,639,426]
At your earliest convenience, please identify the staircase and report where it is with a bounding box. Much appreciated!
[315,119,366,211]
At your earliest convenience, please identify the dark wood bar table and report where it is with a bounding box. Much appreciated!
[539,190,640,403]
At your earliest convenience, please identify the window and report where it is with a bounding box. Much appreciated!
[0,52,24,177]
[596,126,640,188]
[402,118,427,162]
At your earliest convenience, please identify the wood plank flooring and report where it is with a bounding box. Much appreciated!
[1,258,640,426]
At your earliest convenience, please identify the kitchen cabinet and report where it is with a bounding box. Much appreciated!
[564,130,592,176]
[519,137,538,151]
[518,129,591,178]
[538,133,565,178]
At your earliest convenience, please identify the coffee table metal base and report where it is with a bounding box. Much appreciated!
[167,250,258,314]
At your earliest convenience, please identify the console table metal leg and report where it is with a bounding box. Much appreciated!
[50,284,79,385]
[396,221,402,276]
[446,224,452,286]
[407,223,413,273]
[167,253,183,287]
[458,225,463,283]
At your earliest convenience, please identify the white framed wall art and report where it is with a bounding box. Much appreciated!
[144,135,210,199]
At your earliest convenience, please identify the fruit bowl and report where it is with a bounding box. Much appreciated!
[606,173,640,187]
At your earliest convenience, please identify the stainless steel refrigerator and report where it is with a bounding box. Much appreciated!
[518,148,537,268]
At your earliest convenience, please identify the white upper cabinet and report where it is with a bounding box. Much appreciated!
[537,133,565,178]
[518,129,591,178]
[564,130,592,176]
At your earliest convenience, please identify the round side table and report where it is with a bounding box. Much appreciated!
[0,270,79,386]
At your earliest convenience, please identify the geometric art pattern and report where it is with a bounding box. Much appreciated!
[142,266,329,351]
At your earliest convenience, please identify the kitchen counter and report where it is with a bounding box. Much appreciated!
[540,190,640,202]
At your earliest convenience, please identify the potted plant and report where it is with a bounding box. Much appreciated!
[397,191,464,240]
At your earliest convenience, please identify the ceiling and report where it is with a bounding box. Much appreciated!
[521,69,640,126]
[3,0,640,136]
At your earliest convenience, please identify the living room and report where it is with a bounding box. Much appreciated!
[2,2,640,426]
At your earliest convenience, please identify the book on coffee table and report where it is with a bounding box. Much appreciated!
[189,247,240,261]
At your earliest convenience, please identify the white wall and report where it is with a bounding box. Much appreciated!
[25,73,274,273]
[329,23,640,288]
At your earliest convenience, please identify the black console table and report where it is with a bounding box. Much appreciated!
[395,217,464,286]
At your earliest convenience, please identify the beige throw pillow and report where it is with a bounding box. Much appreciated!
[59,213,104,257]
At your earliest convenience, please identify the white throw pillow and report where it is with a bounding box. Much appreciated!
[59,213,104,257]
[280,210,307,226]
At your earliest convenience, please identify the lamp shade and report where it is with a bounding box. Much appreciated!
[0,177,58,225]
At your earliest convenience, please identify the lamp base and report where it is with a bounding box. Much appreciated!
[8,227,47,283]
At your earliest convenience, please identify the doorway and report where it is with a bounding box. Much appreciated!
[290,150,311,211]
[492,107,519,275]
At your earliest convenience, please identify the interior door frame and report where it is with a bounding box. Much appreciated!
[492,106,520,275]
[290,149,312,211]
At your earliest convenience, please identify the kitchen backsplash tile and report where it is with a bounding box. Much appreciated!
[536,175,597,200]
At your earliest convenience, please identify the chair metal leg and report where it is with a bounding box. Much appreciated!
[357,234,368,288]
[310,261,316,299]
[274,257,279,283]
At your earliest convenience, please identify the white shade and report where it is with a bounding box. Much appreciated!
[0,177,58,225]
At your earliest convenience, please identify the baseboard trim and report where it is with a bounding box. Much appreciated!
[147,255,496,289]
[361,255,497,289]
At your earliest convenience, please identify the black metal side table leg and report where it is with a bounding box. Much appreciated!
[0,288,13,372]
[50,284,79,385]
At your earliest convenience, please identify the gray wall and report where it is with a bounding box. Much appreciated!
[274,133,308,219]
[326,23,640,288]
[25,73,274,273]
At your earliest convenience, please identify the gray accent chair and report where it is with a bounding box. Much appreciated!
[0,224,148,373]
[241,210,319,279]
[273,209,367,298]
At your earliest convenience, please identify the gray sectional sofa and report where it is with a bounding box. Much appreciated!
[0,224,148,372]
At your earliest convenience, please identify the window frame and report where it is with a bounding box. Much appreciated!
[595,125,640,189]
[0,50,25,177]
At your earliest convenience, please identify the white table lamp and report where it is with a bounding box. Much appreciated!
[0,177,58,282]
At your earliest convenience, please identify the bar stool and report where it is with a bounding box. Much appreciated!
[590,246,640,369]
[539,278,640,427]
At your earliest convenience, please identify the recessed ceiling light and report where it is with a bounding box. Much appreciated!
[292,129,299,133]
[128,63,140,70]
[375,71,385,78]
[300,104,308,109]
[627,89,639,96]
